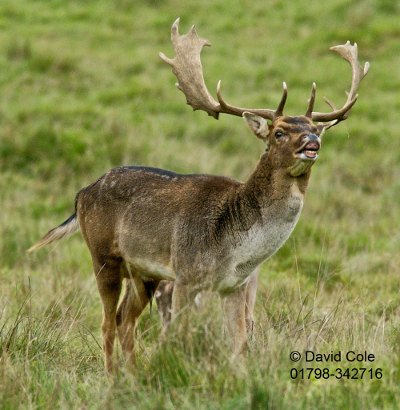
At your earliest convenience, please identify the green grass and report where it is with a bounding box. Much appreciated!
[1,0,400,408]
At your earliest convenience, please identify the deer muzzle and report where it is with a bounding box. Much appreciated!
[297,134,321,160]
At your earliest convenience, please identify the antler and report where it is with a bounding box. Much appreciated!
[310,41,370,128]
[159,19,369,126]
[159,18,285,121]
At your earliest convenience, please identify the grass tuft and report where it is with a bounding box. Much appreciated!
[1,0,399,408]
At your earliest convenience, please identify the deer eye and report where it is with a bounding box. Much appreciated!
[275,131,284,138]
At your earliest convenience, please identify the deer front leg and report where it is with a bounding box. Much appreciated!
[170,282,197,334]
[155,280,174,326]
[220,284,248,358]
[245,269,259,333]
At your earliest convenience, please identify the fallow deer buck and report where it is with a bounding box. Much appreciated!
[29,18,369,372]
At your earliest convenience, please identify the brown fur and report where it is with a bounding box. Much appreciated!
[29,20,369,371]
[156,268,258,330]
[29,114,322,371]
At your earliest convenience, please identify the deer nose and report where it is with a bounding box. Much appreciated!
[307,134,320,142]
[305,134,321,149]
[301,134,321,153]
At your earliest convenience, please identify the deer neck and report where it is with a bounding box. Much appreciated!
[211,152,311,248]
[241,151,311,217]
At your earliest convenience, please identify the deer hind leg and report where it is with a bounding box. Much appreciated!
[220,284,248,358]
[116,276,159,365]
[94,261,122,373]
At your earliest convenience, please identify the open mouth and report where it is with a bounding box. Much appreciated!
[297,141,320,160]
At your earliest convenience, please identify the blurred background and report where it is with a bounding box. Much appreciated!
[0,0,399,408]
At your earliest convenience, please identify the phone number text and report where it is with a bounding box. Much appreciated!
[291,367,382,380]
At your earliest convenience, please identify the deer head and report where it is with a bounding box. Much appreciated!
[243,112,322,177]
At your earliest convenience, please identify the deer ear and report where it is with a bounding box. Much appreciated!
[243,112,270,140]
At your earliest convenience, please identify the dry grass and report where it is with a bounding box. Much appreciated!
[1,0,400,408]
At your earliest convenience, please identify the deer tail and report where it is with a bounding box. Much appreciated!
[28,214,79,253]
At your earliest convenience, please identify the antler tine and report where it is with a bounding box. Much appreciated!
[305,82,316,118]
[274,82,288,118]
[311,41,369,126]
[160,19,282,121]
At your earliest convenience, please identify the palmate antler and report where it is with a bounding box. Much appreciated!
[313,42,370,128]
[159,18,369,128]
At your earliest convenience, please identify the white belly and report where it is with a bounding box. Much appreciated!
[125,258,176,281]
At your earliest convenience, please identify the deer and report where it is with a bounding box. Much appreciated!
[28,18,369,372]
[155,269,259,330]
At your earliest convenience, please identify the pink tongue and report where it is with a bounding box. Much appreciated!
[306,151,317,158]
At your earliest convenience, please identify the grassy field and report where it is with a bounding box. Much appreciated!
[1,0,400,408]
